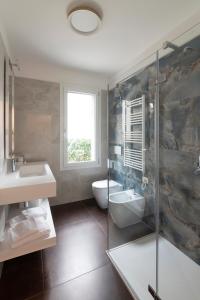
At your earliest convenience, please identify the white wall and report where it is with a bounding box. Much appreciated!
[15,59,108,90]
[0,21,12,58]
[109,9,200,88]
[13,38,109,206]
[13,42,109,206]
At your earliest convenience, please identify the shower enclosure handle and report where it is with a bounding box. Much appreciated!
[148,285,162,300]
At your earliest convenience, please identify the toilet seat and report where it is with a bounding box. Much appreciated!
[92,180,120,189]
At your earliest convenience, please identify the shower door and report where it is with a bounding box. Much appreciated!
[107,52,159,300]
[107,22,200,300]
[157,23,200,300]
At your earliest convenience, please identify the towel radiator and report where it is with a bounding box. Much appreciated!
[123,95,145,172]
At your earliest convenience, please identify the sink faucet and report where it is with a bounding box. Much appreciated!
[9,155,25,172]
[11,157,16,172]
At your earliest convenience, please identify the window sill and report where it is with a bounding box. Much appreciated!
[61,161,101,171]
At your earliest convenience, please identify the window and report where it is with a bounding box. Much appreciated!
[61,86,101,170]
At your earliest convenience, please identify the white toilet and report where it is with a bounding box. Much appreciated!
[92,180,123,209]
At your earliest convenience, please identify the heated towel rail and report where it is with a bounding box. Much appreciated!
[123,95,145,172]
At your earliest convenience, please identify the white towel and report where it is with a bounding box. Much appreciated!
[9,227,50,248]
[9,218,38,241]
[8,216,50,248]
[0,206,6,242]
[8,214,27,227]
[33,216,50,234]
[22,207,47,219]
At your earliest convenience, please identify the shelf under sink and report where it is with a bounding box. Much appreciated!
[0,198,56,262]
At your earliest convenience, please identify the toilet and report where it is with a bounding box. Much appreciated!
[92,180,123,209]
[109,189,145,228]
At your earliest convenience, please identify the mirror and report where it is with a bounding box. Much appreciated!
[4,55,15,159]
[0,36,5,171]
[0,34,14,173]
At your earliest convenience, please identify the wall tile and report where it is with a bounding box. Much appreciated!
[15,77,107,205]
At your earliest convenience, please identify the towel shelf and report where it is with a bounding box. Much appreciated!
[0,198,56,262]
[123,95,145,172]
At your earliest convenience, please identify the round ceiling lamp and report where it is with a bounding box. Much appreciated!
[68,8,102,35]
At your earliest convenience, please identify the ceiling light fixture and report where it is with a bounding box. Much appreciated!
[67,7,102,35]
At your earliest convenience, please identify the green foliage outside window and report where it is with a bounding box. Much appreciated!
[67,139,92,162]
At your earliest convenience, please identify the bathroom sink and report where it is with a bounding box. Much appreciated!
[0,162,56,205]
[19,164,46,177]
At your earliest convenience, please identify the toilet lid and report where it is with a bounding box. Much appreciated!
[92,180,121,188]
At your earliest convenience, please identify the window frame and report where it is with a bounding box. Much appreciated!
[60,84,101,170]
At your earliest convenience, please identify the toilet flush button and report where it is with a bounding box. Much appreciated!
[142,177,149,184]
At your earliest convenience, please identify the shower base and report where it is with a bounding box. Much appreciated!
[107,233,200,300]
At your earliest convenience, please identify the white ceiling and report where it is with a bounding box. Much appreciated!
[1,0,200,76]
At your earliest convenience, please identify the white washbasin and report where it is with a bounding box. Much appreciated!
[19,164,46,177]
[0,162,56,205]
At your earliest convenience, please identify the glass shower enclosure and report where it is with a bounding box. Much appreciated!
[107,23,200,300]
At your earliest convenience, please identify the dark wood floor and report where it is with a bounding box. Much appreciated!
[0,199,133,300]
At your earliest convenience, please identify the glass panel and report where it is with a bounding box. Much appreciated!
[107,52,158,300]
[158,22,200,300]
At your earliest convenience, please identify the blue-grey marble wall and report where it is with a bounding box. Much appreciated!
[159,37,200,264]
[109,57,157,230]
[109,35,200,264]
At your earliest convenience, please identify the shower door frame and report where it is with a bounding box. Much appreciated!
[154,50,160,298]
